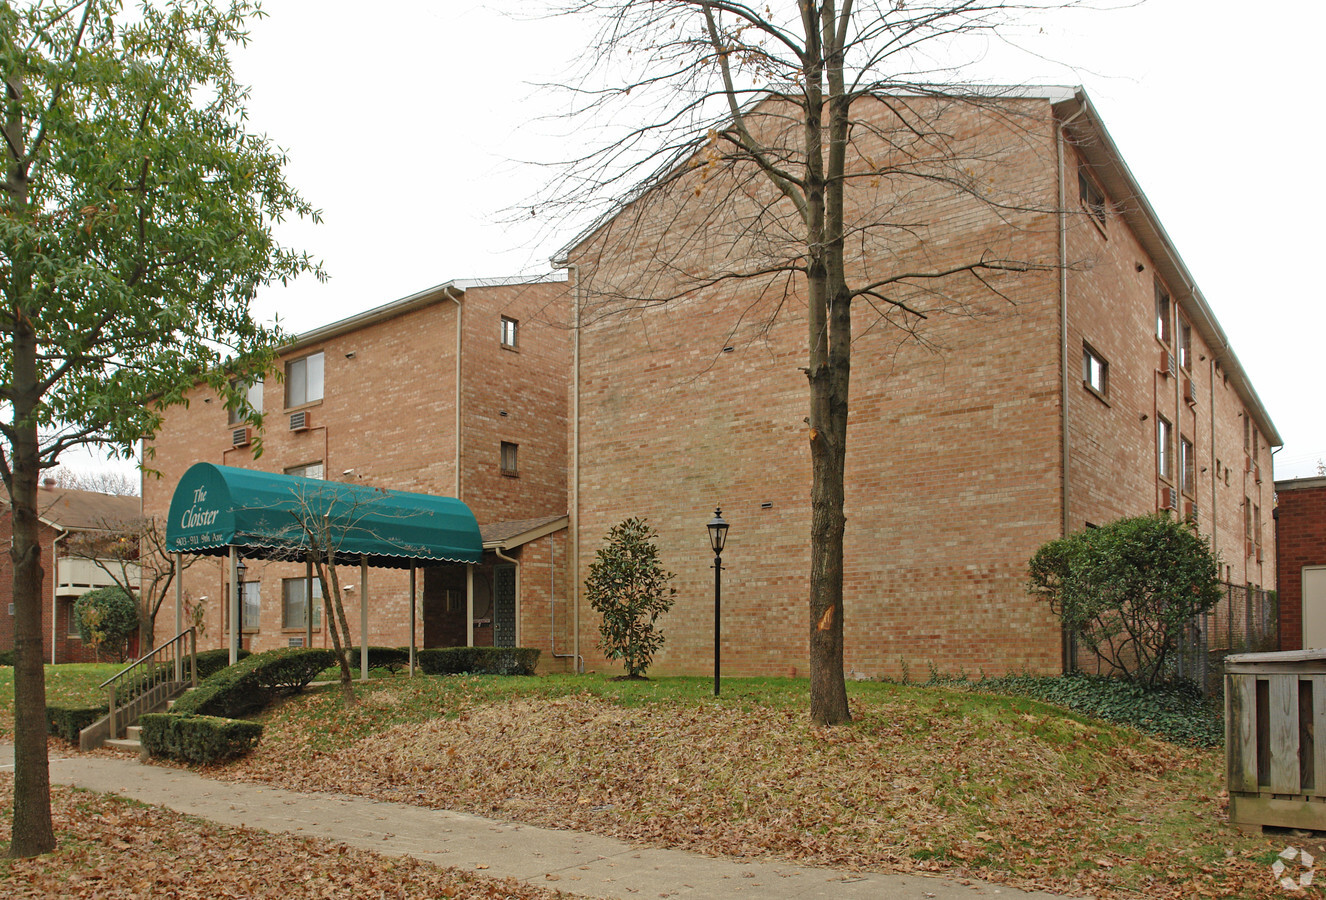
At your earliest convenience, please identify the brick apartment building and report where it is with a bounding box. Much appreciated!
[141,276,576,668]
[558,86,1279,678]
[1274,476,1326,651]
[142,87,1277,680]
[1,481,140,663]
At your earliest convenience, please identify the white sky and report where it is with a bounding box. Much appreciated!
[67,0,1326,480]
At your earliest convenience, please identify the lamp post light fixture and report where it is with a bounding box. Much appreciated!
[707,508,729,697]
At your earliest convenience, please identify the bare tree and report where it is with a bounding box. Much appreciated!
[539,1,1076,724]
[47,466,139,496]
[63,516,198,649]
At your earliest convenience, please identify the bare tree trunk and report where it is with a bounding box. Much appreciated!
[311,553,356,706]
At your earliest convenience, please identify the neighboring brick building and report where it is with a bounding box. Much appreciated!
[141,276,577,670]
[1274,477,1326,650]
[0,481,140,663]
[558,87,1279,678]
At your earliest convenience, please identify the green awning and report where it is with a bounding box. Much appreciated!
[165,463,481,567]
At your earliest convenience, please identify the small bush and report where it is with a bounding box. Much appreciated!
[0,650,14,666]
[172,648,335,718]
[343,646,410,673]
[139,713,263,763]
[46,704,109,743]
[585,517,676,678]
[73,586,139,661]
[417,647,539,676]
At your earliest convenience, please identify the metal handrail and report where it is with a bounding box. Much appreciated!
[99,627,197,740]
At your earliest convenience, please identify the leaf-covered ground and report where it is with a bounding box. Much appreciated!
[190,674,1310,900]
[0,779,575,899]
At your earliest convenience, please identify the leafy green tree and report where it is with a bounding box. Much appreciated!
[2,0,320,857]
[73,585,138,661]
[585,518,677,679]
[1028,514,1223,687]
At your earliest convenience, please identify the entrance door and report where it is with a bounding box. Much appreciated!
[1302,566,1326,649]
[493,564,517,648]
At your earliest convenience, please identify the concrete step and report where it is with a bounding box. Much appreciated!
[104,737,141,752]
[125,725,142,742]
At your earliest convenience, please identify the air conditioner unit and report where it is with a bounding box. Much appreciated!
[1167,352,1177,377]
[1184,500,1197,520]
[1255,464,1262,484]
[290,410,310,432]
[1246,539,1254,558]
[1183,378,1195,404]
[1161,487,1177,510]
[231,427,251,448]
[1159,350,1173,377]
[287,636,304,648]
[1256,546,1263,564]
[1245,457,1253,473]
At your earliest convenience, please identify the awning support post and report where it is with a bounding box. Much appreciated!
[174,553,184,680]
[409,565,417,677]
[466,564,474,648]
[360,555,369,682]
[305,558,314,647]
[228,546,239,665]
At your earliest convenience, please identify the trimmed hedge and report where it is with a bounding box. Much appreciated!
[417,646,539,676]
[47,704,109,743]
[343,646,410,673]
[172,648,336,718]
[139,713,262,763]
[0,650,14,666]
[190,647,250,681]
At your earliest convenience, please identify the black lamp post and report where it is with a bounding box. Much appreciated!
[235,559,248,644]
[707,508,729,697]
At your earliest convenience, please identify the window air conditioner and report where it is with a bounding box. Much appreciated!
[231,427,251,448]
[290,410,310,432]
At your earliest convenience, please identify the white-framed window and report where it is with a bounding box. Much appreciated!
[1157,415,1173,481]
[1155,282,1172,345]
[284,461,324,480]
[500,316,519,349]
[227,377,264,426]
[1180,435,1195,496]
[285,352,324,408]
[500,441,518,476]
[1082,344,1108,397]
[282,577,323,630]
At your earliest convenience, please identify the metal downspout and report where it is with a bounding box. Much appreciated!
[444,286,464,499]
[552,259,583,673]
[51,529,67,663]
[1057,104,1086,540]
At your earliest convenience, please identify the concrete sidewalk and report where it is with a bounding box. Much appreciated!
[2,744,1074,899]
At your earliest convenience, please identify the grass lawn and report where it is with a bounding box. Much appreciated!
[0,667,1312,898]
[193,673,1303,900]
[0,663,121,739]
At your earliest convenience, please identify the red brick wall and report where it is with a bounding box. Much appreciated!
[0,511,105,664]
[1275,478,1326,650]
[566,95,1276,680]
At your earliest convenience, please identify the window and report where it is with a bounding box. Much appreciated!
[227,377,264,425]
[285,461,324,480]
[1078,167,1107,228]
[1157,416,1172,481]
[1180,436,1195,496]
[1155,282,1172,345]
[1179,318,1192,370]
[285,352,324,408]
[500,441,518,476]
[282,577,323,630]
[1254,505,1262,548]
[1082,344,1108,397]
[500,316,519,349]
